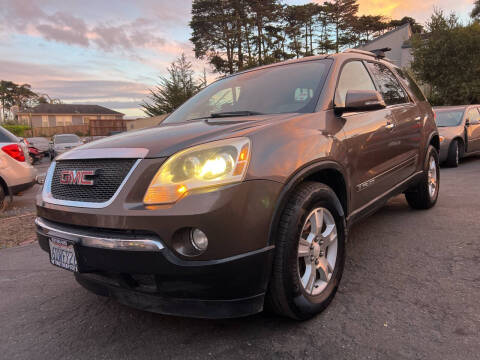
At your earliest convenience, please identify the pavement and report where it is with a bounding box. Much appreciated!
[1,157,479,360]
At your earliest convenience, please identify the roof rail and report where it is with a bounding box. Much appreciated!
[343,49,376,57]
[343,47,393,61]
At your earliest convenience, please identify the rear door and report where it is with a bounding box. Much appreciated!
[336,60,404,210]
[364,62,421,177]
[465,107,480,152]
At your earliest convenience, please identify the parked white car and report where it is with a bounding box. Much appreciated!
[0,127,37,210]
[49,134,83,160]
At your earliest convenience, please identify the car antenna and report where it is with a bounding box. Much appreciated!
[371,47,391,59]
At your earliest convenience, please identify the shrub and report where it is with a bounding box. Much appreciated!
[2,125,31,137]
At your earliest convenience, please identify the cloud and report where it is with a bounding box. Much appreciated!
[356,0,474,21]
[0,0,169,53]
[36,12,89,46]
[0,60,149,116]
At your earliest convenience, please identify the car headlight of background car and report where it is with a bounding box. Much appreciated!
[144,137,251,205]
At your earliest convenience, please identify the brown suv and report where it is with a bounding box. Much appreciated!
[36,49,439,320]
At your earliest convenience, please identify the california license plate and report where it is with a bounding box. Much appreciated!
[49,238,78,272]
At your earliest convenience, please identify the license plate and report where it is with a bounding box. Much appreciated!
[49,238,78,272]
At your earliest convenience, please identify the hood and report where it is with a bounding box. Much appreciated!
[54,142,82,150]
[73,114,298,158]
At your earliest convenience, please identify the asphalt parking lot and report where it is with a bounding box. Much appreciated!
[1,157,479,360]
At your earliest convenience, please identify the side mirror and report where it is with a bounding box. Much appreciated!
[343,90,386,113]
[465,119,470,126]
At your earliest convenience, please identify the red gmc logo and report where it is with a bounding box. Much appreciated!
[60,170,97,186]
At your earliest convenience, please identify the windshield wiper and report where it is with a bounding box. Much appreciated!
[210,111,264,118]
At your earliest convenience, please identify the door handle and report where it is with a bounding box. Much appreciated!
[385,122,395,130]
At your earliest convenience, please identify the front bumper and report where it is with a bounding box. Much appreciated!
[36,217,274,318]
[439,140,450,163]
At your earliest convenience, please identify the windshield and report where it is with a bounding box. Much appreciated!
[55,135,80,144]
[435,110,465,127]
[164,60,331,124]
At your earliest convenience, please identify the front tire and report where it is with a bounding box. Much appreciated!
[266,182,346,320]
[445,140,460,167]
[405,145,440,210]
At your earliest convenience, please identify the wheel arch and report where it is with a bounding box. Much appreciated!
[0,176,8,196]
[429,132,440,152]
[268,161,349,246]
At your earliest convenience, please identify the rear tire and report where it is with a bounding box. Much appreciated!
[445,140,460,167]
[266,182,346,320]
[405,146,440,210]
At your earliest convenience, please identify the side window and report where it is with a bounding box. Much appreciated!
[365,62,410,106]
[466,108,480,123]
[395,68,426,102]
[0,126,19,143]
[335,61,376,108]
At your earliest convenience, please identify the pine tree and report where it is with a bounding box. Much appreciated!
[141,54,205,116]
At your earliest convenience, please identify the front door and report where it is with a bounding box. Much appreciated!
[335,60,404,210]
[465,107,480,152]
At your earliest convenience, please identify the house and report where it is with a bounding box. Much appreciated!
[17,104,124,128]
[357,23,414,68]
[124,114,169,131]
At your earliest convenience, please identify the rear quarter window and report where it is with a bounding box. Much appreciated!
[394,68,426,102]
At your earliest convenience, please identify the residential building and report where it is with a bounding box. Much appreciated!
[357,23,414,68]
[17,104,124,128]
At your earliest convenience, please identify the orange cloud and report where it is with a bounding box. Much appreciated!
[357,0,473,21]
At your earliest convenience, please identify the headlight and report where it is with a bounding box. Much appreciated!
[144,138,251,205]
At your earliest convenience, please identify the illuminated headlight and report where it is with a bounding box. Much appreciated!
[144,138,251,205]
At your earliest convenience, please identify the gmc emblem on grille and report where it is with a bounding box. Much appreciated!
[60,170,97,186]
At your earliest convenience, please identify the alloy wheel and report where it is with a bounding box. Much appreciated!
[298,207,338,296]
[428,156,438,199]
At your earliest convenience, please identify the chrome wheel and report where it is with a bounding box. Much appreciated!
[298,207,338,296]
[428,156,438,199]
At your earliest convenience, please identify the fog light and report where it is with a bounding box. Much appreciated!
[190,229,208,251]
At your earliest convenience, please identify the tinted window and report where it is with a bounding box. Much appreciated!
[0,126,19,143]
[335,61,376,107]
[164,60,331,124]
[435,110,465,127]
[366,62,410,106]
[394,68,426,101]
[55,135,80,144]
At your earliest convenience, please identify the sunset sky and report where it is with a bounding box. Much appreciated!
[0,0,474,118]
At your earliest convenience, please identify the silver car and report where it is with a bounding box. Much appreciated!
[50,134,83,160]
[434,105,480,167]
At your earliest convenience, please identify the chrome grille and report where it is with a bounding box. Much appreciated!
[51,159,136,203]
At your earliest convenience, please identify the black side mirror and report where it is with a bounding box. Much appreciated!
[342,90,386,113]
[465,119,470,126]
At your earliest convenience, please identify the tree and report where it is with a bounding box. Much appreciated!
[353,15,389,46]
[472,0,480,20]
[141,54,206,116]
[324,0,359,53]
[388,16,423,33]
[0,81,44,123]
[411,10,480,105]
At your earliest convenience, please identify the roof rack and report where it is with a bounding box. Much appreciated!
[371,47,391,59]
[343,47,392,60]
